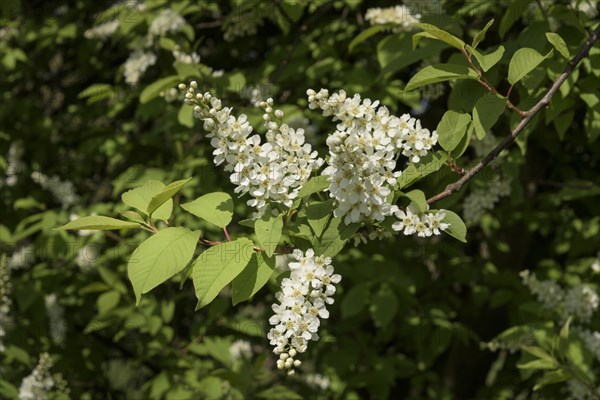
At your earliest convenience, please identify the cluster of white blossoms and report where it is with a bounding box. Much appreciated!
[267,249,340,375]
[18,353,55,400]
[223,12,264,42]
[364,5,421,32]
[172,47,200,65]
[123,51,157,86]
[179,81,323,214]
[304,373,331,390]
[229,340,253,362]
[392,204,449,237]
[566,378,596,400]
[462,178,511,226]
[519,270,565,309]
[44,294,66,346]
[577,329,600,361]
[148,9,186,39]
[564,285,599,323]
[306,88,439,224]
[0,255,12,353]
[8,243,35,270]
[83,20,119,39]
[31,171,79,209]
[1,141,24,188]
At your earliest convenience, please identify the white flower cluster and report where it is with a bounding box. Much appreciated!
[179,81,323,214]
[566,378,595,400]
[267,249,340,375]
[229,340,253,362]
[31,171,79,209]
[76,244,99,271]
[172,48,200,65]
[2,141,24,187]
[123,51,157,86]
[148,9,185,38]
[392,204,449,237]
[160,87,180,103]
[304,373,331,390]
[564,285,599,323]
[45,294,66,346]
[462,178,511,226]
[8,243,35,270]
[0,255,12,353]
[307,88,438,224]
[84,20,119,39]
[18,353,56,400]
[521,270,599,322]
[364,6,421,32]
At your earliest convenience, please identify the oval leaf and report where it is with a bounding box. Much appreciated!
[255,213,283,257]
[442,210,467,242]
[192,238,254,309]
[508,48,553,85]
[56,215,140,231]
[181,192,233,228]
[437,110,472,152]
[546,32,570,59]
[231,252,275,305]
[405,64,476,92]
[122,180,173,221]
[473,93,507,140]
[416,23,466,50]
[128,227,201,304]
[140,75,181,104]
[147,177,191,216]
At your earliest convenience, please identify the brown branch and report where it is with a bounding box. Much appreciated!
[427,25,600,205]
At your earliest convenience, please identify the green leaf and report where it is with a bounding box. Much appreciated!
[147,178,191,216]
[416,23,466,51]
[254,213,283,257]
[559,316,572,355]
[140,76,181,104]
[522,346,554,361]
[120,210,147,224]
[472,93,507,140]
[442,210,467,243]
[341,283,370,319]
[178,105,194,128]
[280,0,304,22]
[297,176,330,198]
[508,48,553,85]
[546,32,570,59]
[128,227,201,304]
[397,152,448,189]
[97,290,121,315]
[533,369,571,391]
[181,192,234,228]
[315,217,360,258]
[437,110,472,152]
[403,190,427,213]
[349,25,389,52]
[121,180,173,221]
[56,215,140,231]
[472,19,494,49]
[370,283,398,328]
[192,238,254,309]
[404,64,476,92]
[231,252,275,305]
[517,359,557,370]
[470,45,505,72]
[379,33,447,75]
[499,0,533,38]
[306,199,335,238]
[256,385,302,400]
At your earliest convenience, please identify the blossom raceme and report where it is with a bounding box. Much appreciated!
[307,88,439,225]
[364,5,421,32]
[392,204,449,237]
[179,81,323,215]
[267,249,340,375]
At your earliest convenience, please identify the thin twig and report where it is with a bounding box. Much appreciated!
[427,25,600,205]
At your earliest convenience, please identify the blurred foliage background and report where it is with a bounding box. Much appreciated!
[0,0,599,399]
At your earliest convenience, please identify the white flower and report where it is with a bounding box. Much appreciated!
[45,294,66,346]
[564,285,599,323]
[18,353,55,400]
[267,249,340,374]
[519,270,565,310]
[8,243,35,270]
[307,88,438,225]
[462,178,511,226]
[172,48,200,65]
[364,6,421,32]
[123,51,156,86]
[577,329,600,361]
[84,20,119,39]
[148,9,185,38]
[229,340,253,362]
[392,204,449,237]
[0,254,12,353]
[180,83,323,215]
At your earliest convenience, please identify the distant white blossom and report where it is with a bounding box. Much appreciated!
[18,353,55,400]
[3,141,24,187]
[172,48,200,65]
[520,270,565,310]
[76,244,99,271]
[365,6,421,32]
[462,178,511,227]
[148,9,185,38]
[223,12,264,42]
[577,329,600,361]
[305,373,331,390]
[564,285,599,323]
[229,340,252,362]
[31,172,79,209]
[8,243,35,270]
[123,51,156,86]
[267,249,340,374]
[45,294,66,346]
[0,255,12,353]
[84,20,119,39]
